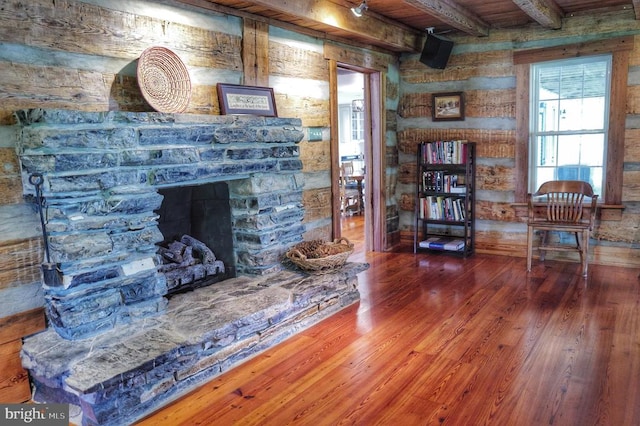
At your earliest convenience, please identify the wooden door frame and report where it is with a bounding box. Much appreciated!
[329,60,386,252]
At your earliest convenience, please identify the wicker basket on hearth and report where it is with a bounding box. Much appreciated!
[285,238,353,272]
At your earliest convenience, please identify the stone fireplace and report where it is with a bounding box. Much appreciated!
[15,109,366,425]
[16,109,306,340]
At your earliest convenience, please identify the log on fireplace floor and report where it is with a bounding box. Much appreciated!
[21,263,367,426]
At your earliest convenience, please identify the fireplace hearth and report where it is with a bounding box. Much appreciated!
[22,264,365,425]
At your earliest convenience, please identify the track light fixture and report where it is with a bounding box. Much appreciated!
[351,0,368,18]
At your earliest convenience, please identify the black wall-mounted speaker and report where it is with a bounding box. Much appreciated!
[419,34,454,69]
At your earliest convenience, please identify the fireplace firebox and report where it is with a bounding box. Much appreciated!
[156,182,235,295]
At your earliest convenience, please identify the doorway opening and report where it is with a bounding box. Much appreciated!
[337,67,366,253]
[330,60,385,254]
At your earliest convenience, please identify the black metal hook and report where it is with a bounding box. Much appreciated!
[29,172,44,187]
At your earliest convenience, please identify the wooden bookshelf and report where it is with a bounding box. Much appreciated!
[414,141,475,257]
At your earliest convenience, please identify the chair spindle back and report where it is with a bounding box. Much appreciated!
[544,191,585,223]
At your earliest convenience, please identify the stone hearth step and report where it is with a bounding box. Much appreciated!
[21,263,367,426]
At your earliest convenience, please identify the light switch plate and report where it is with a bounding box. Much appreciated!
[308,127,323,142]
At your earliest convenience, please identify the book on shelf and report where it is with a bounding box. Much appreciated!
[421,171,466,193]
[449,185,466,194]
[419,196,466,221]
[420,140,468,165]
[418,237,465,251]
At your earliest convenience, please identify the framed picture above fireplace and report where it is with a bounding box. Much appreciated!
[217,83,278,117]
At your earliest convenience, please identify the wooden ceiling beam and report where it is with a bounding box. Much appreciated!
[172,0,406,54]
[512,0,563,29]
[402,0,490,36]
[226,0,422,52]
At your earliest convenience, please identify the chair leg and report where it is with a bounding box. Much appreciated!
[527,225,534,272]
[539,231,549,262]
[581,229,590,277]
[574,231,583,271]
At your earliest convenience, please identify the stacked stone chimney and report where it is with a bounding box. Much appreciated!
[16,109,305,340]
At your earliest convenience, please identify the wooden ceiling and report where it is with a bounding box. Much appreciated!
[177,0,639,53]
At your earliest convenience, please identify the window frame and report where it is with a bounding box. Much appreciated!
[514,37,633,205]
[529,55,612,197]
[351,109,365,141]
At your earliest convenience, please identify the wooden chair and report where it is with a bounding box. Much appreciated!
[341,161,354,177]
[340,162,360,215]
[526,180,598,277]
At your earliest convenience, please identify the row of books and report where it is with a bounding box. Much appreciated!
[422,171,466,193]
[418,196,467,221]
[420,140,468,164]
[418,237,466,251]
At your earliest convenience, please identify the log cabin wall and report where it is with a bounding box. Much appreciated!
[397,8,640,269]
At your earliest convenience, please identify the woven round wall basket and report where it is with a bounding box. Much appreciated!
[137,46,191,113]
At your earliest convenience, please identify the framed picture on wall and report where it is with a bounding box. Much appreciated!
[432,92,464,121]
[217,83,278,116]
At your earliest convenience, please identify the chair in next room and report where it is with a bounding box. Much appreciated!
[340,161,360,215]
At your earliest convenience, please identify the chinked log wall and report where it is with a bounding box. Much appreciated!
[396,12,640,268]
[0,309,45,403]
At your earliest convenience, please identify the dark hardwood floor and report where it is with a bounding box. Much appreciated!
[138,216,640,425]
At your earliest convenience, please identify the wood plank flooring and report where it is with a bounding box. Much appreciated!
[340,214,365,256]
[137,216,640,425]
